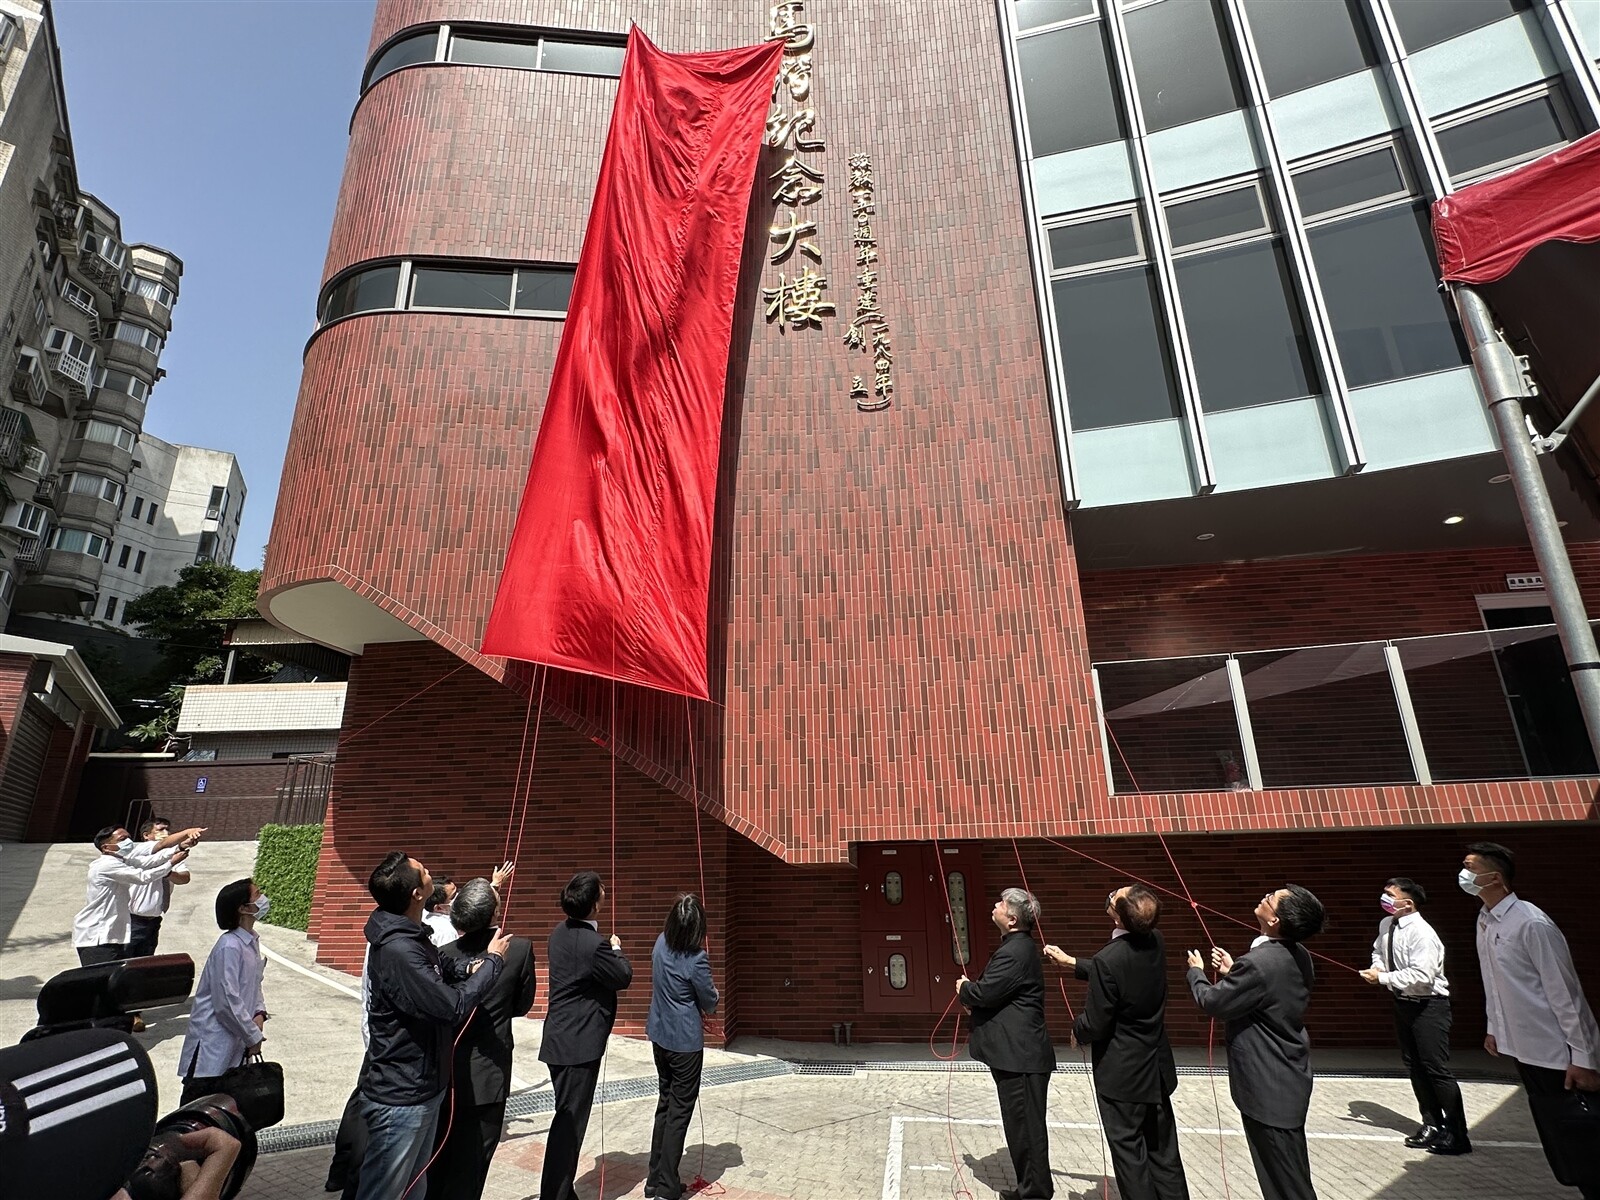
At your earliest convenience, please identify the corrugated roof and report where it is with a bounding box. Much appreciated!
[177,682,347,733]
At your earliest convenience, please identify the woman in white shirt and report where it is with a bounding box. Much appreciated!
[179,878,271,1104]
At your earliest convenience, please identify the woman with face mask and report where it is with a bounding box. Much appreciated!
[179,877,273,1104]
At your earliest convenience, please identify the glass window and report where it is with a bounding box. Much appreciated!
[367,29,438,88]
[112,323,163,353]
[513,269,576,313]
[539,39,625,75]
[8,503,47,534]
[124,274,174,307]
[118,545,131,568]
[1053,267,1182,428]
[1292,147,1408,217]
[1015,0,1097,29]
[76,419,136,451]
[50,527,107,557]
[322,266,401,323]
[1436,92,1570,180]
[1047,213,1141,270]
[1306,203,1468,386]
[1125,0,1245,133]
[947,871,971,965]
[146,503,157,526]
[97,369,150,401]
[886,953,909,989]
[411,267,514,311]
[1174,240,1318,410]
[1389,0,1528,52]
[135,550,145,573]
[1165,185,1266,248]
[448,34,541,69]
[884,871,904,904]
[103,595,118,620]
[66,472,121,503]
[47,328,94,361]
[131,497,143,519]
[1018,21,1127,156]
[1242,0,1374,96]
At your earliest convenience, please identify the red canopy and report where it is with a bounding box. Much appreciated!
[1432,130,1600,284]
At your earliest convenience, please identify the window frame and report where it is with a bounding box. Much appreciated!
[316,258,577,333]
[362,21,627,94]
[1012,0,1101,38]
[1290,136,1418,227]
[111,321,164,354]
[1043,202,1149,279]
[1161,176,1275,256]
[47,526,109,558]
[1432,82,1580,186]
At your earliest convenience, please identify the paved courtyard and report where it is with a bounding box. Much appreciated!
[0,842,1574,1199]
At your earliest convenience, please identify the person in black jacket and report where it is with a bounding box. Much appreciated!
[957,887,1057,1200]
[427,877,538,1200]
[356,852,511,1200]
[539,871,633,1200]
[1044,885,1189,1200]
[1186,884,1326,1200]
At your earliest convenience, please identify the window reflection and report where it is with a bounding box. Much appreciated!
[1389,0,1530,53]
[1053,267,1182,429]
[366,30,437,89]
[1241,0,1374,96]
[1015,0,1097,30]
[1124,0,1245,133]
[1435,91,1573,181]
[1019,20,1127,156]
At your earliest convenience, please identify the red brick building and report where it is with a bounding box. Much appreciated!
[262,0,1600,1045]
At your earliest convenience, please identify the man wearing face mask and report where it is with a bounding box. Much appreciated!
[1358,878,1468,1155]
[1462,842,1600,1199]
[71,824,197,966]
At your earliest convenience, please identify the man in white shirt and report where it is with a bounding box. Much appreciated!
[422,877,458,947]
[1463,841,1600,1199]
[1359,876,1468,1154]
[126,815,192,958]
[72,825,192,966]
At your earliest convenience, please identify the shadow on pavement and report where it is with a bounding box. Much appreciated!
[963,1147,1015,1194]
[1343,1100,1418,1134]
[0,843,52,949]
[576,1150,648,1199]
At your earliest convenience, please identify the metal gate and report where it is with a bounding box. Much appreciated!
[0,701,55,839]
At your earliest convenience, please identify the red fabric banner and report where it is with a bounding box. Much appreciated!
[481,29,783,698]
[1432,130,1600,285]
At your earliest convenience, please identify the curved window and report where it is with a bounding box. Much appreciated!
[122,273,176,308]
[883,871,904,905]
[363,24,624,94]
[96,369,150,402]
[63,472,124,505]
[886,953,909,989]
[111,321,164,355]
[319,261,575,328]
[366,29,439,89]
[74,419,136,452]
[48,527,109,559]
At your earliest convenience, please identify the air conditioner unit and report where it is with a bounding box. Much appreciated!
[10,348,47,406]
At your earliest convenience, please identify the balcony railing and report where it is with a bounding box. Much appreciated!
[1093,622,1599,793]
[0,408,33,472]
[14,536,42,571]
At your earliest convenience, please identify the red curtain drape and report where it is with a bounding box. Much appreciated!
[481,28,784,698]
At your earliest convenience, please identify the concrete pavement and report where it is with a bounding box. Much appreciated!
[0,841,1577,1199]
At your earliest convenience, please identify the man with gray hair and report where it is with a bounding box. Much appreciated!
[958,888,1057,1200]
[430,875,536,1198]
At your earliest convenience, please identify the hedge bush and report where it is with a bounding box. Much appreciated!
[253,823,324,932]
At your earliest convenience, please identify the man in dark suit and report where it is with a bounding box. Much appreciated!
[957,887,1057,1200]
[1044,885,1189,1200]
[539,871,633,1200]
[1186,884,1326,1200]
[428,877,538,1200]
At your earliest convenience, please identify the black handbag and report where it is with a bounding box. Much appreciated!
[188,1051,285,1131]
[1528,1087,1600,1184]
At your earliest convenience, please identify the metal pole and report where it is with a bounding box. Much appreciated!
[1451,283,1600,763]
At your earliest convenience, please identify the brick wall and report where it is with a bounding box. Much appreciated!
[317,642,1600,1048]
[24,713,92,841]
[75,757,304,841]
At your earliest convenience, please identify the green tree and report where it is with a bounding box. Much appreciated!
[119,564,276,748]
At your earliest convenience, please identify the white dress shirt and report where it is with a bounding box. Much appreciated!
[1477,893,1600,1071]
[1370,912,1450,998]
[71,852,178,948]
[128,840,189,918]
[423,910,458,947]
[179,927,266,1077]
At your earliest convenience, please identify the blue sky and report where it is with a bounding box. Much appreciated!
[52,0,378,569]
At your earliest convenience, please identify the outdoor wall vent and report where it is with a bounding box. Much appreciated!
[1506,573,1545,591]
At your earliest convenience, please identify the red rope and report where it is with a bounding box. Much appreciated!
[499,667,549,923]
[501,682,538,866]
[340,662,468,748]
[682,696,725,1196]
[931,838,977,1200]
[1008,838,1109,1194]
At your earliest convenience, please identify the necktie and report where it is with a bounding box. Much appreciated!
[1386,919,1397,972]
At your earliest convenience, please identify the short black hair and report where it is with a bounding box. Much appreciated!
[427,881,451,912]
[1115,885,1161,936]
[1276,884,1325,942]
[664,894,706,954]
[1467,841,1516,883]
[92,825,120,849]
[369,851,424,915]
[561,871,603,919]
[138,820,159,839]
[1385,877,1427,906]
[216,878,254,931]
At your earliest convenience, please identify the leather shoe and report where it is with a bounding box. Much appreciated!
[1426,1132,1473,1155]
[1404,1124,1442,1148]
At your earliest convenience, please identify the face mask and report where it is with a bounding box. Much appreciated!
[1458,868,1491,896]
[253,896,272,918]
[115,837,134,854]
[1380,894,1399,914]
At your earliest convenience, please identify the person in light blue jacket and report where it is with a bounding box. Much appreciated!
[645,894,719,1200]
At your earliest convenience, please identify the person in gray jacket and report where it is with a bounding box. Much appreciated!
[1186,884,1325,1200]
[645,894,719,1200]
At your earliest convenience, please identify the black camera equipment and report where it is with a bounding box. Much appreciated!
[123,1093,258,1200]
